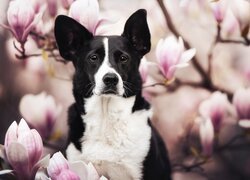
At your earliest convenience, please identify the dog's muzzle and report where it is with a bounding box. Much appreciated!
[102,73,119,94]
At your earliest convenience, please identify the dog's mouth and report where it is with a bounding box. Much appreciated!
[102,86,118,95]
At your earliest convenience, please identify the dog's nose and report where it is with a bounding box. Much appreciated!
[103,73,118,86]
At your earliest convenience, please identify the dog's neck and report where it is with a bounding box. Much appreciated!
[84,95,136,119]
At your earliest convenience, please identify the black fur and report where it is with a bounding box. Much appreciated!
[55,9,172,180]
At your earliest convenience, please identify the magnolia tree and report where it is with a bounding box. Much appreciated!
[0,0,250,179]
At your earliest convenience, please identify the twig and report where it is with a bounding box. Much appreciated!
[172,159,209,172]
[217,133,245,151]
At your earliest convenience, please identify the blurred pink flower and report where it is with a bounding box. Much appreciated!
[139,58,167,103]
[47,152,107,180]
[222,9,240,37]
[199,118,214,156]
[230,0,250,34]
[210,0,228,23]
[6,0,43,44]
[61,0,75,9]
[47,0,57,17]
[156,36,196,81]
[19,92,62,139]
[30,0,45,13]
[233,87,250,128]
[69,0,108,35]
[199,91,231,133]
[4,119,49,179]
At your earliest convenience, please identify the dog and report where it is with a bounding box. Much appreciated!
[54,9,171,180]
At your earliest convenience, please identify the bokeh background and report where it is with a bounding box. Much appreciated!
[1,0,250,179]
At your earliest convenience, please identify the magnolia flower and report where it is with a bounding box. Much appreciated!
[210,0,228,23]
[199,118,215,156]
[30,0,45,13]
[199,91,231,133]
[222,9,240,37]
[233,88,250,128]
[230,0,250,34]
[156,36,196,81]
[61,0,75,9]
[47,0,57,17]
[19,92,62,139]
[139,58,167,103]
[6,0,43,43]
[69,0,107,35]
[47,152,107,180]
[4,119,49,179]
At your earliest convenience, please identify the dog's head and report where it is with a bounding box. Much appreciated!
[55,9,150,101]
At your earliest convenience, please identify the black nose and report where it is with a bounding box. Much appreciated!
[103,73,118,86]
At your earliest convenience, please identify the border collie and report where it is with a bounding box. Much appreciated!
[54,9,171,180]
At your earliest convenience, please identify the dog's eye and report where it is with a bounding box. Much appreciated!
[89,54,98,63]
[120,55,128,63]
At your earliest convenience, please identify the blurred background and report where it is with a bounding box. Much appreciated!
[1,0,250,179]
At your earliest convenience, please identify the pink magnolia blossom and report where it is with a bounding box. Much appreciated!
[139,58,167,103]
[233,87,250,128]
[61,0,75,9]
[30,0,45,13]
[230,0,250,33]
[47,0,58,17]
[199,118,215,156]
[199,91,231,133]
[6,0,43,43]
[4,119,49,179]
[69,0,107,35]
[210,0,228,23]
[47,152,107,180]
[156,36,196,81]
[19,92,62,139]
[222,9,240,37]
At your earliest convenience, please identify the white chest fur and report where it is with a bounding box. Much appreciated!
[66,95,151,180]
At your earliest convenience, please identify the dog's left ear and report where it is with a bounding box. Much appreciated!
[122,9,151,57]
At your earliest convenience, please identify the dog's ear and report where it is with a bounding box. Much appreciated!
[54,15,93,61]
[122,9,151,57]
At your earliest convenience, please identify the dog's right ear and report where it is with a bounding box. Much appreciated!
[54,15,93,61]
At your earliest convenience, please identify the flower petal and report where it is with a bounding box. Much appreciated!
[180,48,196,63]
[47,152,69,179]
[238,119,250,128]
[199,118,214,156]
[57,169,80,180]
[87,162,99,180]
[69,161,89,180]
[18,129,43,168]
[17,119,30,136]
[6,142,29,176]
[4,121,18,149]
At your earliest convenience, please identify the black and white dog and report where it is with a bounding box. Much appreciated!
[54,9,171,180]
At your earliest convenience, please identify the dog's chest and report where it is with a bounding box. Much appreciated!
[68,96,151,180]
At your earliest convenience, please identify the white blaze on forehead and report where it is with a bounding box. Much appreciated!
[93,37,124,95]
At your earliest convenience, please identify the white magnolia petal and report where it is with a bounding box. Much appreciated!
[0,169,13,175]
[69,161,88,180]
[181,48,196,63]
[87,162,99,180]
[18,119,30,136]
[238,119,250,128]
[6,142,29,175]
[47,152,69,178]
[4,121,18,148]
